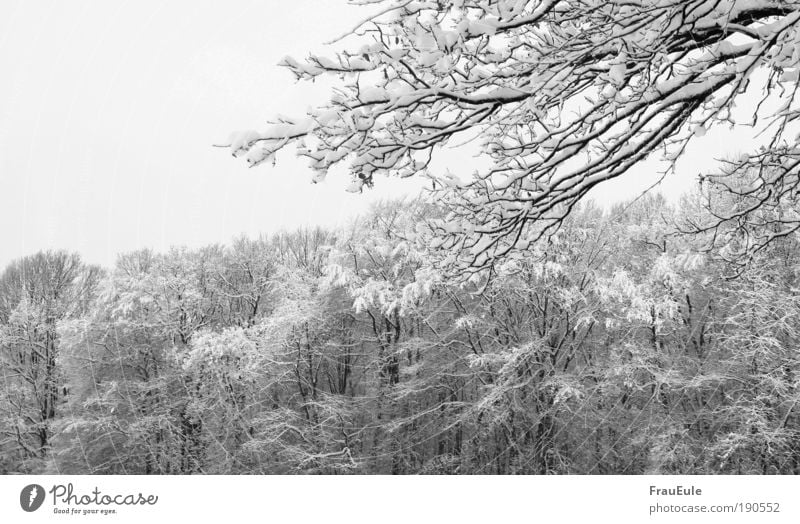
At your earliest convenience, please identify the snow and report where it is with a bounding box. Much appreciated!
[601,84,617,99]
[608,60,626,87]
[467,19,497,36]
[359,87,389,103]
[345,178,364,193]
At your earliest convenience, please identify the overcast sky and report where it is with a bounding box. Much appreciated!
[0,0,758,269]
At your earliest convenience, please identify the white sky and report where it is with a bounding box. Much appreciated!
[0,0,761,269]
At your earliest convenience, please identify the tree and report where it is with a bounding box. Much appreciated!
[680,163,800,274]
[53,248,224,473]
[0,251,100,472]
[226,0,800,270]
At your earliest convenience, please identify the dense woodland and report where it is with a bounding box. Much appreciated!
[2,179,799,474]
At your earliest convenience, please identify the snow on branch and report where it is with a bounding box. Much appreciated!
[226,0,800,273]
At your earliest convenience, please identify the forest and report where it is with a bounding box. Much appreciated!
[2,178,799,474]
[4,0,800,475]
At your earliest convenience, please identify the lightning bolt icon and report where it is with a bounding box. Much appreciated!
[28,486,37,509]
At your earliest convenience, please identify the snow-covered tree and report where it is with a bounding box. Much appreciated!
[53,248,224,473]
[14,194,798,475]
[227,0,800,269]
[680,163,800,274]
[0,252,100,471]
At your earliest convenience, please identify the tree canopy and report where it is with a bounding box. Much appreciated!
[226,0,800,270]
[3,194,800,474]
